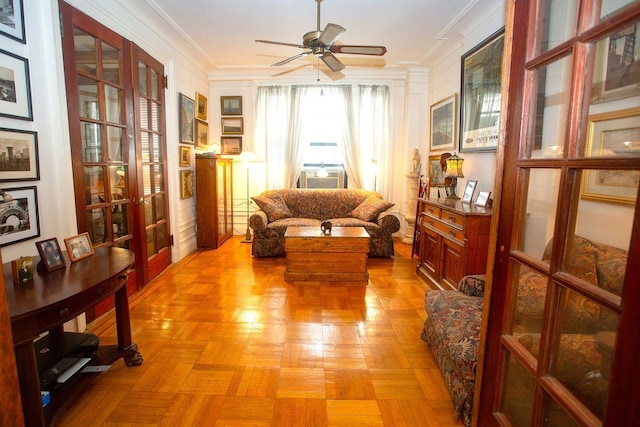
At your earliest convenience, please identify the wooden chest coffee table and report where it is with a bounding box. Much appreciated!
[284,226,370,282]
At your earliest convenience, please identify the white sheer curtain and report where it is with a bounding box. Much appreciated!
[255,86,289,189]
[255,84,390,192]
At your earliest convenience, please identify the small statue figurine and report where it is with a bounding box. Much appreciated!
[320,220,332,235]
[411,148,422,174]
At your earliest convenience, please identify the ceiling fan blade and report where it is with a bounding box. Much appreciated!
[330,45,387,56]
[318,23,346,46]
[256,39,305,49]
[320,52,345,72]
[272,51,312,67]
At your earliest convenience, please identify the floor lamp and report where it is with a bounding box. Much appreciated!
[240,150,256,243]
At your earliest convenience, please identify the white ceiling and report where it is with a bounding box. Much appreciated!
[148,0,493,77]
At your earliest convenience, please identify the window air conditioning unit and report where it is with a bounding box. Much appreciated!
[299,169,346,189]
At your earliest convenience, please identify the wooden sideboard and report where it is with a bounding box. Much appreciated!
[196,155,233,248]
[4,247,141,427]
[416,197,492,291]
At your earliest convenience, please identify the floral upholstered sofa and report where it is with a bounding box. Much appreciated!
[420,235,627,426]
[249,189,399,257]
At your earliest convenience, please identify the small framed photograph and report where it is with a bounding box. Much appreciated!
[221,136,242,155]
[221,117,243,135]
[475,191,491,207]
[11,256,33,284]
[180,169,194,199]
[64,232,94,262]
[179,93,195,145]
[220,96,242,115]
[0,0,25,43]
[461,180,478,203]
[35,237,65,272]
[0,186,39,246]
[0,128,39,181]
[0,48,32,121]
[195,92,208,120]
[195,119,209,150]
[179,145,191,167]
[430,94,457,151]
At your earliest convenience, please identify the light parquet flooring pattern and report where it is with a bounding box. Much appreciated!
[54,237,463,426]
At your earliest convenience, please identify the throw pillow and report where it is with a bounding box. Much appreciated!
[251,193,293,222]
[351,195,394,222]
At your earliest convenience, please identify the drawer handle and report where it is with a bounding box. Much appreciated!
[448,216,456,222]
[59,308,69,318]
[448,230,457,237]
[428,220,434,226]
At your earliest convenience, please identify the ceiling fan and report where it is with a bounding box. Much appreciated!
[255,0,387,72]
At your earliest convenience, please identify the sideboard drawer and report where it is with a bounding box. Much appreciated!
[422,205,441,218]
[436,221,466,242]
[441,210,466,228]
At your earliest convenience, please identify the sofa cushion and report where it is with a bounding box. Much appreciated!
[252,193,293,222]
[351,195,394,222]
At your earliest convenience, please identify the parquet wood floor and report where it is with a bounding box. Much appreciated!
[54,237,463,426]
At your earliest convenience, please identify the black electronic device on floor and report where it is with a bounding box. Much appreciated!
[35,331,99,390]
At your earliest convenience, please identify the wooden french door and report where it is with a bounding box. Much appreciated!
[59,2,171,307]
[478,0,640,426]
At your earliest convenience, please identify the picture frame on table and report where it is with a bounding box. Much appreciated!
[0,48,32,121]
[0,0,25,43]
[580,108,640,205]
[430,94,457,151]
[475,191,491,207]
[179,93,195,145]
[220,96,242,115]
[179,145,191,167]
[0,127,39,181]
[221,117,243,135]
[221,136,242,155]
[459,28,505,152]
[64,232,94,262]
[180,169,194,199]
[195,119,209,150]
[195,92,208,120]
[591,22,640,104]
[461,180,478,203]
[11,255,33,284]
[35,237,65,272]
[0,186,39,246]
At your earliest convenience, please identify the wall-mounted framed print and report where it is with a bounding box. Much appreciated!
[0,0,25,43]
[180,169,194,199]
[592,22,640,104]
[195,119,209,150]
[195,92,208,120]
[64,232,94,262]
[221,136,242,155]
[0,128,38,181]
[0,186,39,246]
[459,28,505,152]
[221,96,242,115]
[35,237,65,272]
[581,108,640,205]
[0,48,32,121]
[179,145,191,167]
[179,93,195,145]
[430,94,457,151]
[221,117,243,135]
[461,180,478,203]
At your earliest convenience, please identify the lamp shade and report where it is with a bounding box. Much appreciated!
[446,154,464,178]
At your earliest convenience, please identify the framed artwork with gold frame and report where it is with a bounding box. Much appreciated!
[180,169,194,199]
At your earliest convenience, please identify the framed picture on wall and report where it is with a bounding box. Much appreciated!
[581,108,640,205]
[0,0,25,43]
[195,92,208,120]
[221,117,243,135]
[0,186,39,246]
[0,48,32,121]
[180,169,194,199]
[0,128,39,181]
[220,96,242,115]
[179,93,195,145]
[179,145,191,167]
[195,119,209,150]
[429,94,457,151]
[221,136,242,155]
[459,28,505,152]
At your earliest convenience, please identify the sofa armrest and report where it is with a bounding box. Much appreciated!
[377,211,400,233]
[249,211,268,232]
[458,275,486,297]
